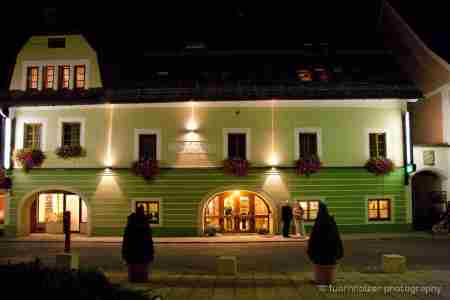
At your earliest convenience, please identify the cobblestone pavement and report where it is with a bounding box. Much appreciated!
[0,237,449,273]
[106,270,450,300]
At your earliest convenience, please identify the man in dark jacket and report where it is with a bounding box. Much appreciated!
[281,200,293,237]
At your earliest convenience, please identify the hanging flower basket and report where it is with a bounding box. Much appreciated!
[132,160,160,180]
[55,145,86,159]
[296,155,322,176]
[13,149,46,172]
[364,157,395,176]
[223,159,249,176]
[0,168,12,190]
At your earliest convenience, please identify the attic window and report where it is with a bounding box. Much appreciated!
[48,37,66,48]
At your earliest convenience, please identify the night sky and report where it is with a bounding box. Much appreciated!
[0,3,447,89]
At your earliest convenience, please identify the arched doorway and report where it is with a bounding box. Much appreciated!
[203,190,272,234]
[411,171,446,230]
[17,187,90,236]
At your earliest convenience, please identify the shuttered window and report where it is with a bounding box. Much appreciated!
[228,133,246,160]
[369,133,386,158]
[26,66,39,90]
[299,133,318,158]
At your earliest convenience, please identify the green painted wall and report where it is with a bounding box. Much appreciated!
[9,34,102,90]
[4,167,411,237]
[13,104,405,169]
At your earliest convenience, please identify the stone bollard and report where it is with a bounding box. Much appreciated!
[382,254,406,273]
[217,256,237,275]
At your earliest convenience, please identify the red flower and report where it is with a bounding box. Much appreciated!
[296,155,322,176]
[132,160,159,180]
[365,158,395,175]
[223,159,249,176]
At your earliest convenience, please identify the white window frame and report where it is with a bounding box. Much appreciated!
[16,117,48,151]
[134,129,162,161]
[366,129,390,159]
[365,195,395,224]
[294,127,322,160]
[130,198,163,227]
[22,59,91,91]
[57,117,86,147]
[293,197,326,223]
[222,128,251,160]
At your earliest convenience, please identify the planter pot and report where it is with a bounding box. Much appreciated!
[313,264,337,285]
[128,263,150,283]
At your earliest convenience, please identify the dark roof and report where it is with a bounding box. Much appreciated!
[388,0,450,64]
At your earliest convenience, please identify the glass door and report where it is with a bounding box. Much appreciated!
[65,194,80,232]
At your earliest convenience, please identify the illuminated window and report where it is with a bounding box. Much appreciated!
[369,132,386,158]
[81,201,88,223]
[26,66,39,90]
[74,65,86,89]
[136,200,161,225]
[299,200,320,221]
[62,122,81,146]
[368,199,391,221]
[23,123,42,149]
[43,66,55,89]
[58,65,71,89]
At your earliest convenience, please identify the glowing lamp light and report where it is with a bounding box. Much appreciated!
[233,190,240,197]
[186,119,198,131]
[268,153,279,167]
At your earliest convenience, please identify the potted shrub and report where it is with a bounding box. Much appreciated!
[223,158,249,176]
[307,201,343,285]
[55,145,86,159]
[296,155,322,177]
[132,160,160,180]
[205,224,219,236]
[122,206,154,283]
[13,149,46,172]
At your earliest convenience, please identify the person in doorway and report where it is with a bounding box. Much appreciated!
[281,200,293,238]
[293,202,305,238]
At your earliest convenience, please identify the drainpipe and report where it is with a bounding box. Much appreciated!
[1,107,14,170]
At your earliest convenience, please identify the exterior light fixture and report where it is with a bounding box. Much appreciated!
[186,119,198,131]
[268,153,279,167]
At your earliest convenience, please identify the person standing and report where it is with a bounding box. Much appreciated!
[281,200,293,238]
[293,202,305,238]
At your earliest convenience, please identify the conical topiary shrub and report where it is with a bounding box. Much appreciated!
[307,201,343,284]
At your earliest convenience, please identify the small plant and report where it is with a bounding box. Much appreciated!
[364,157,395,175]
[132,160,160,180]
[205,224,219,236]
[13,149,46,172]
[223,158,249,176]
[296,155,322,176]
[55,145,86,159]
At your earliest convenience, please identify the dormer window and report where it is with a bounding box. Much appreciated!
[58,65,70,89]
[26,66,39,90]
[74,65,86,89]
[48,37,66,48]
[43,66,55,89]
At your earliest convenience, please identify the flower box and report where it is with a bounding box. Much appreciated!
[364,157,395,175]
[132,160,160,180]
[13,149,46,172]
[296,155,322,176]
[223,159,249,176]
[55,145,86,159]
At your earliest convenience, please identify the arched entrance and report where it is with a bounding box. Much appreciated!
[17,187,90,236]
[203,190,272,234]
[411,170,446,230]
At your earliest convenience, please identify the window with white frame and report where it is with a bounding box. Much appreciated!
[58,65,71,89]
[23,123,42,149]
[133,198,162,226]
[26,66,39,90]
[295,128,321,159]
[58,118,85,148]
[369,132,387,158]
[134,129,161,161]
[74,65,86,89]
[223,128,250,160]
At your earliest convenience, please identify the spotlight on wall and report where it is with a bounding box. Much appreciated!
[268,153,279,167]
[186,119,198,131]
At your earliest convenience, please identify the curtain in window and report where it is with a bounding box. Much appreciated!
[299,133,317,158]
